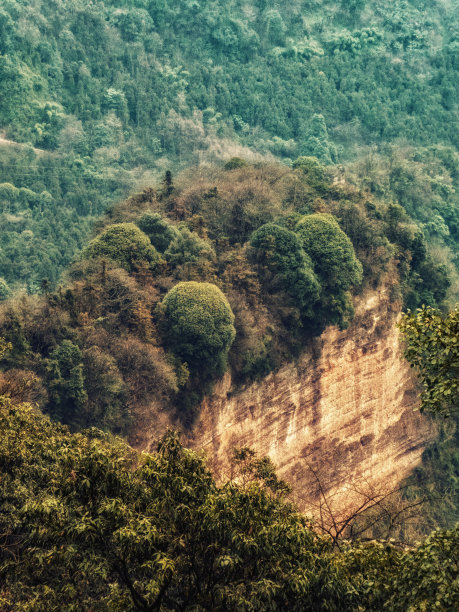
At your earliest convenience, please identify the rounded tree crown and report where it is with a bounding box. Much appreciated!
[137,212,177,253]
[162,281,235,370]
[250,223,311,269]
[249,223,320,312]
[296,213,363,290]
[84,223,160,271]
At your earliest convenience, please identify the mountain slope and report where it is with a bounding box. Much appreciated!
[0,0,458,289]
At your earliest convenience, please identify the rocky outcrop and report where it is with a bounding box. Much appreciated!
[186,289,437,515]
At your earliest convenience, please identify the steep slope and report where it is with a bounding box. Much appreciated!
[185,288,437,517]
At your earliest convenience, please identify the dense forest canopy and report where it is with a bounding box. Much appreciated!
[1,0,457,152]
[1,394,458,611]
[0,0,458,290]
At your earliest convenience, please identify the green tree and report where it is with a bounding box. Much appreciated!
[84,223,161,271]
[137,212,178,253]
[340,0,366,24]
[2,395,459,611]
[399,306,459,417]
[262,9,287,45]
[161,281,235,377]
[47,340,87,425]
[295,213,363,328]
[249,223,320,317]
[301,115,337,165]
[110,8,154,43]
[165,227,215,267]
[0,401,356,611]
[292,156,327,186]
[340,527,459,611]
[0,182,19,212]
[296,214,363,292]
[82,346,128,432]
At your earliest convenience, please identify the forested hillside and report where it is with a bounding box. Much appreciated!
[0,0,458,290]
[0,160,449,431]
[2,0,457,154]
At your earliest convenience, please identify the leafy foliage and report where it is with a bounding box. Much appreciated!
[84,223,161,271]
[296,214,363,291]
[224,156,248,170]
[0,400,352,611]
[137,211,178,253]
[386,527,459,611]
[340,528,459,611]
[397,305,459,534]
[164,227,215,267]
[161,281,235,378]
[249,222,320,318]
[0,396,458,611]
[296,213,363,328]
[399,306,459,417]
[403,421,459,537]
[345,145,459,308]
[46,339,87,426]
[301,114,337,165]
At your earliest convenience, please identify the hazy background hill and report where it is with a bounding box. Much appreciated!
[0,0,458,292]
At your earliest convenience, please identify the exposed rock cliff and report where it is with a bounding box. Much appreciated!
[186,289,437,516]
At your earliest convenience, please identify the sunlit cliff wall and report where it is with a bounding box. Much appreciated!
[186,289,437,514]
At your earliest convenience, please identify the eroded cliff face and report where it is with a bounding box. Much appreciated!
[185,289,437,516]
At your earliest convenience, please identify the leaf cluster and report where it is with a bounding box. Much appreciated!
[161,281,236,378]
[399,306,459,417]
[249,222,320,318]
[0,399,354,611]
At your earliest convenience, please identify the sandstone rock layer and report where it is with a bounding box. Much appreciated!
[187,290,436,514]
